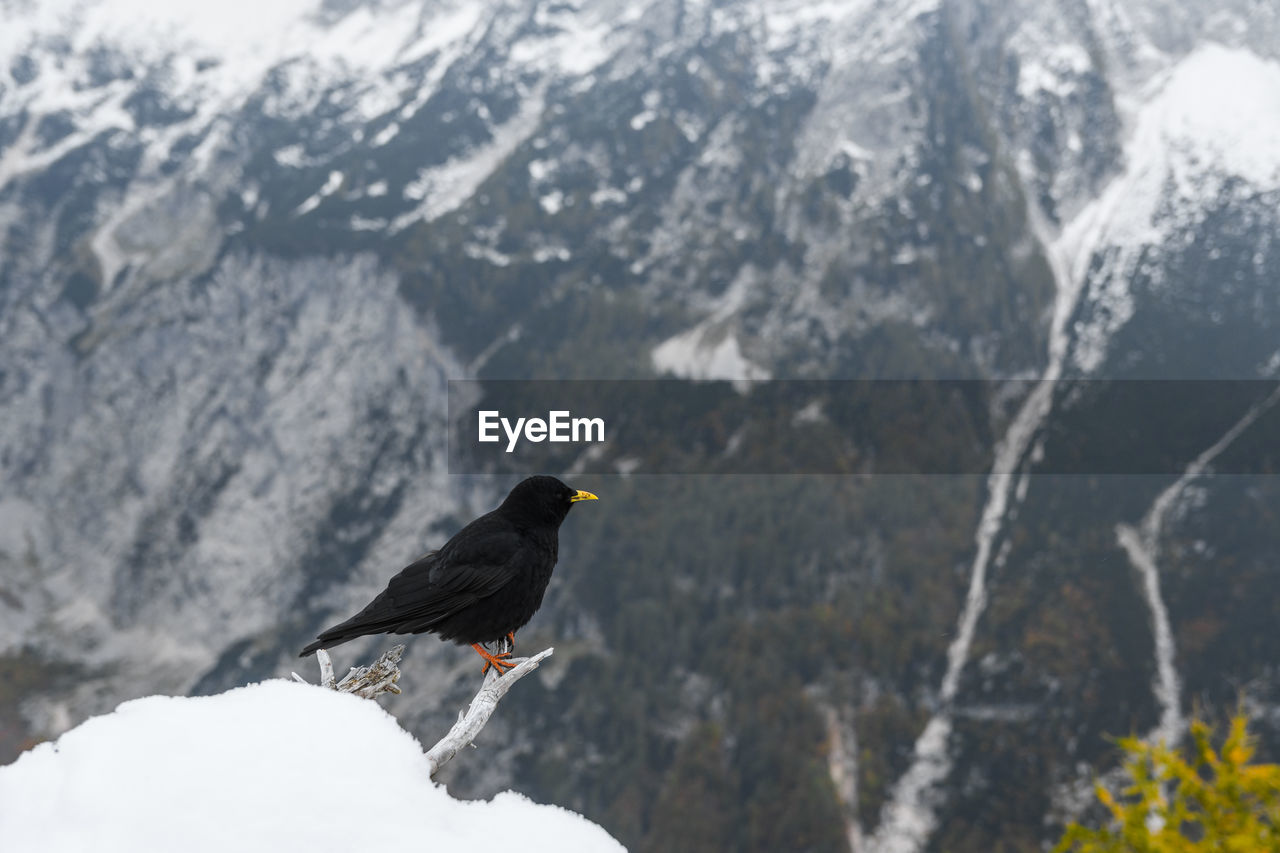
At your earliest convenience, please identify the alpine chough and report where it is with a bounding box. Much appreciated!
[300,476,597,674]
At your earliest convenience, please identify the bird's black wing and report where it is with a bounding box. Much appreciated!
[380,527,526,630]
[300,522,525,654]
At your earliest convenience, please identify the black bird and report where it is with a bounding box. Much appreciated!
[300,476,597,674]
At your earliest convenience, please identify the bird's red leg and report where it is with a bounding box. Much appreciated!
[471,642,515,675]
[506,631,516,655]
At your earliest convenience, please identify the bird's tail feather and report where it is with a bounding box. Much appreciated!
[299,638,329,657]
[298,613,401,657]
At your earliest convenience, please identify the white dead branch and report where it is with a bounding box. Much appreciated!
[317,648,336,689]
[291,642,554,777]
[424,647,554,777]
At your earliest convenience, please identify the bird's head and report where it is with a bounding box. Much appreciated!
[501,475,598,527]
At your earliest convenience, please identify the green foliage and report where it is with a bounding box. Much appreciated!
[1056,715,1280,853]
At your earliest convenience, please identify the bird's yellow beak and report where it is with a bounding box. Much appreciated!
[570,490,599,502]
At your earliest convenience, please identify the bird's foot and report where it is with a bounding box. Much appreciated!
[472,643,516,676]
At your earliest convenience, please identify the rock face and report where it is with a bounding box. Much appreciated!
[2,2,1279,851]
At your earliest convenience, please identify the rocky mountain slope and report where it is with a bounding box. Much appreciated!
[2,1,1279,850]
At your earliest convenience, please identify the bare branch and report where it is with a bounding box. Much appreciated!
[291,641,552,778]
[426,647,554,777]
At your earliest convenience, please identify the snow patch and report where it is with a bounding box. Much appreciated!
[464,243,513,266]
[394,89,546,229]
[510,4,616,77]
[539,190,565,215]
[273,145,306,167]
[397,2,486,67]
[651,272,771,381]
[349,215,386,231]
[653,329,770,381]
[590,186,627,206]
[629,110,657,130]
[533,245,572,263]
[294,170,343,216]
[1144,45,1280,192]
[372,122,400,146]
[528,158,556,182]
[1017,42,1092,99]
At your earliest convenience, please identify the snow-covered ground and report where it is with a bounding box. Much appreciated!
[0,680,625,853]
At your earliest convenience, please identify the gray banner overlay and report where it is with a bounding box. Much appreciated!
[447,380,1280,476]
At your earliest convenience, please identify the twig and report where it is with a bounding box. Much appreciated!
[425,647,554,777]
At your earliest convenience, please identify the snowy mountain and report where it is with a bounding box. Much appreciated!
[2,1,1280,851]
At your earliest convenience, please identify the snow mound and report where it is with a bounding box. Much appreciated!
[0,680,625,853]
